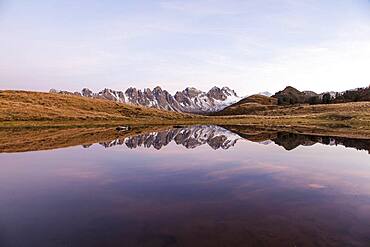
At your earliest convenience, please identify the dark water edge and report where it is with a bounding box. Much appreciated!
[96,125,370,153]
[1,125,370,246]
[1,124,370,154]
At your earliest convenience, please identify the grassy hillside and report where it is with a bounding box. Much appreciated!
[214,94,278,115]
[215,94,370,118]
[235,94,278,105]
[0,90,195,123]
[212,98,370,138]
[1,90,370,139]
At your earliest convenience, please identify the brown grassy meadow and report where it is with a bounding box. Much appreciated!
[1,90,370,139]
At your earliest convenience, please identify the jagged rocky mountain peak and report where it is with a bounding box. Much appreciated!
[207,86,238,100]
[183,87,203,97]
[81,88,93,97]
[53,85,241,113]
[97,88,125,103]
[207,86,225,100]
[143,88,152,93]
[222,86,238,96]
[153,86,163,92]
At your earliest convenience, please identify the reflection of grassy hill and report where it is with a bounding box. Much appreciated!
[3,124,370,153]
[0,125,171,153]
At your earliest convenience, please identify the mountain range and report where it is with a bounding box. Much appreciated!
[50,84,370,115]
[51,86,241,113]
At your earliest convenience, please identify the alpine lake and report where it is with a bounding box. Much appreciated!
[1,125,370,247]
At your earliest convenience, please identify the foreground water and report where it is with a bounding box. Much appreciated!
[1,125,370,247]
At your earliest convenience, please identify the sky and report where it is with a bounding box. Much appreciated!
[0,0,370,95]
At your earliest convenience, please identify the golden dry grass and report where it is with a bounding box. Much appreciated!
[1,90,370,139]
[1,123,370,153]
[0,90,198,122]
[236,94,278,105]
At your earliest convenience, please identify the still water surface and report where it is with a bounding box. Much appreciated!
[1,125,370,247]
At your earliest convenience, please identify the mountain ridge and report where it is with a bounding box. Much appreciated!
[51,86,241,114]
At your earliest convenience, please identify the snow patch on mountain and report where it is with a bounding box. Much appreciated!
[52,86,241,113]
[258,91,272,97]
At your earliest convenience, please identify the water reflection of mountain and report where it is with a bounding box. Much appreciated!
[99,125,242,150]
[226,126,370,153]
[97,125,370,153]
[272,132,370,153]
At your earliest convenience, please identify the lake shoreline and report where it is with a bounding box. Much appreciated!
[1,123,370,153]
[1,115,370,139]
[2,90,370,140]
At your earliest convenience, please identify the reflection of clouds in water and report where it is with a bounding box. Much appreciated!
[110,142,370,197]
[2,128,370,246]
[56,167,100,180]
[307,183,327,189]
[206,161,288,181]
[73,126,370,197]
[271,132,370,153]
[124,142,370,197]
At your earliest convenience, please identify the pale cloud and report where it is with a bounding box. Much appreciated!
[0,0,370,94]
